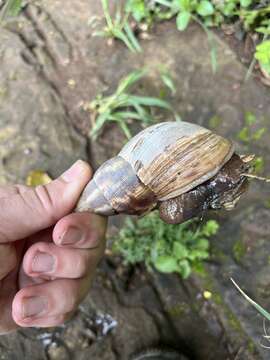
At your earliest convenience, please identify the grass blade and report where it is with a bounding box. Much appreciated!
[0,0,22,24]
[124,22,142,53]
[129,95,173,110]
[126,99,153,123]
[192,15,218,73]
[112,111,146,120]
[119,121,132,139]
[231,278,270,321]
[107,114,132,139]
[89,111,110,139]
[116,69,147,94]
[101,0,113,29]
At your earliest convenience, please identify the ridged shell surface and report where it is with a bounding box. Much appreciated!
[119,121,234,200]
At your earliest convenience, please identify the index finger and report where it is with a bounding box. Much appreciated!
[0,244,17,280]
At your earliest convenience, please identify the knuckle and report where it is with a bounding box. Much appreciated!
[62,283,79,313]
[34,185,57,224]
[0,245,16,279]
[74,253,89,278]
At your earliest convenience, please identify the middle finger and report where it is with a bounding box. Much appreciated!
[22,241,105,279]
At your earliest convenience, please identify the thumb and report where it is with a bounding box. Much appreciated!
[0,160,92,243]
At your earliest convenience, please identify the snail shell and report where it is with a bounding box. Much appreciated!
[76,121,234,217]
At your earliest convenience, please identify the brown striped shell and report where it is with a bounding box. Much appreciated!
[76,121,234,216]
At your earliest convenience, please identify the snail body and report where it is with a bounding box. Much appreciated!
[76,121,250,224]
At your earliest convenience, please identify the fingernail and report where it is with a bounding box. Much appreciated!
[32,252,55,273]
[22,296,47,318]
[61,160,86,183]
[60,226,84,245]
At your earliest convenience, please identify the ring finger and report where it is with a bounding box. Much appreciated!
[12,277,90,327]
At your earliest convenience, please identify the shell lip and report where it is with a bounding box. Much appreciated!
[159,142,235,201]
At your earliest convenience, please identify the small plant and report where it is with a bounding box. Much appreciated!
[92,0,142,53]
[237,111,267,144]
[88,68,180,140]
[125,1,270,76]
[113,211,219,279]
[255,40,270,75]
[0,0,22,23]
[231,278,270,348]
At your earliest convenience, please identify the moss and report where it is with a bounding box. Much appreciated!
[196,269,256,354]
[233,240,246,263]
[165,302,190,318]
[265,199,270,209]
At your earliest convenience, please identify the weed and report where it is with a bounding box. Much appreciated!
[231,278,270,348]
[88,68,180,140]
[92,0,142,53]
[255,40,270,75]
[237,111,267,144]
[113,211,219,279]
[0,0,22,24]
[125,1,270,76]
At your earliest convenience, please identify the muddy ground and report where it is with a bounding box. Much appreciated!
[0,1,270,359]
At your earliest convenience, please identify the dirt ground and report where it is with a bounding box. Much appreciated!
[0,1,270,359]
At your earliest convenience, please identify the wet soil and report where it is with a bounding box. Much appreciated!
[0,1,270,359]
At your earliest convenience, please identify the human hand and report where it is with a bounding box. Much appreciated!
[0,160,107,334]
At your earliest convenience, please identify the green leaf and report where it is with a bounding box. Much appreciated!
[114,28,137,53]
[126,0,147,22]
[123,22,142,53]
[202,220,219,236]
[116,69,147,95]
[178,259,191,278]
[196,238,209,250]
[160,72,177,95]
[90,112,110,139]
[173,242,188,259]
[255,41,270,64]
[237,127,250,143]
[244,111,256,126]
[240,0,252,8]
[252,157,264,174]
[252,127,267,141]
[9,0,22,16]
[129,95,172,110]
[178,0,191,12]
[0,0,22,22]
[197,1,214,17]
[154,256,179,273]
[119,121,132,139]
[176,11,191,31]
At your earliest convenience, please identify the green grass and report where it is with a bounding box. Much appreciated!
[0,0,22,24]
[113,211,219,279]
[232,278,270,321]
[237,111,267,144]
[88,68,180,140]
[98,1,270,76]
[92,0,142,53]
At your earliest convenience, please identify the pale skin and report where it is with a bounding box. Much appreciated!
[0,160,107,334]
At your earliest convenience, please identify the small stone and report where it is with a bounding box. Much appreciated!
[67,79,76,88]
[203,291,212,300]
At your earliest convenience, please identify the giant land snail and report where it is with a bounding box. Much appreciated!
[76,121,263,225]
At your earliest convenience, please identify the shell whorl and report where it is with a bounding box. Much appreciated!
[76,156,156,215]
[119,121,234,200]
[75,178,115,215]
